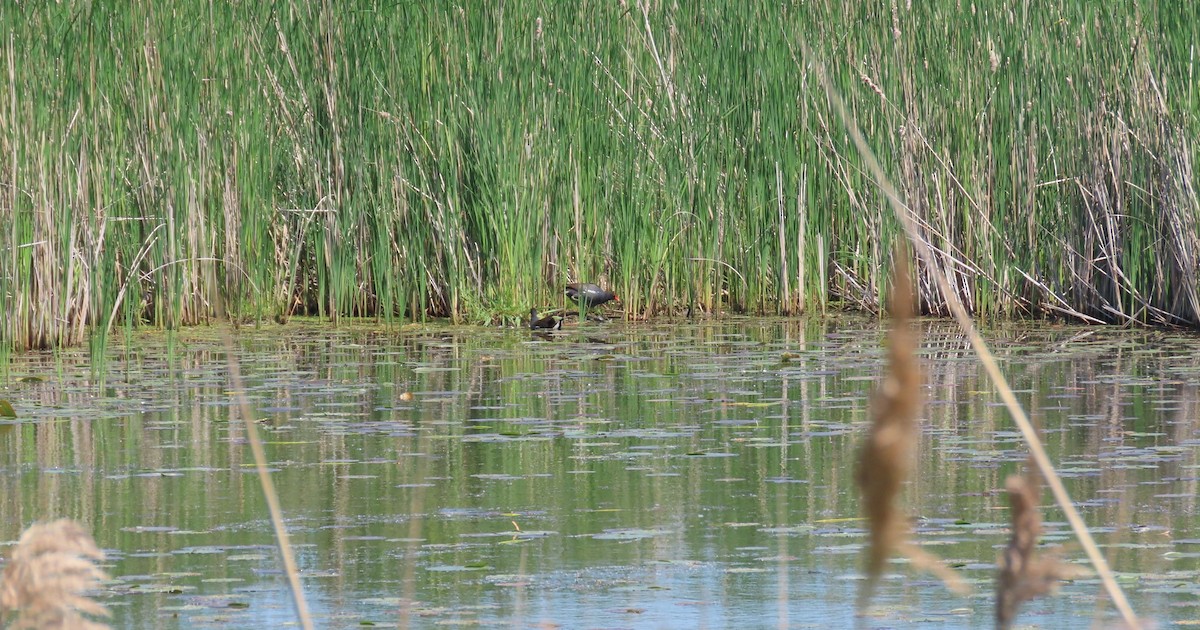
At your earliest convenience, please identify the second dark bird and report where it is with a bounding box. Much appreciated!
[565,282,619,308]
[529,308,562,330]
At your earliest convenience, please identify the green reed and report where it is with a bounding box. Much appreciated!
[1,1,1197,350]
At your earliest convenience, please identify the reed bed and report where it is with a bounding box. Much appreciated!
[1,2,1197,350]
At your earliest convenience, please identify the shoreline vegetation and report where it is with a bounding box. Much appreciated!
[2,2,1198,351]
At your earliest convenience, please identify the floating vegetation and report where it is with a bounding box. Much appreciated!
[591,529,674,542]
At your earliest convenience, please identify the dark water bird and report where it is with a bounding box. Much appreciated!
[565,282,619,308]
[529,308,562,330]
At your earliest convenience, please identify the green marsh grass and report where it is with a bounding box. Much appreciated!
[1,2,1198,350]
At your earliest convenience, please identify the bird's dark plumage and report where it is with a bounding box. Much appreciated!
[565,282,619,308]
[529,308,562,330]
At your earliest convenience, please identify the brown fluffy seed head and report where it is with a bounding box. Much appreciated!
[996,472,1081,629]
[0,519,110,630]
[855,251,922,607]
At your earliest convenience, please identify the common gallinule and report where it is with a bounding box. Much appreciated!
[529,308,562,330]
[565,283,619,308]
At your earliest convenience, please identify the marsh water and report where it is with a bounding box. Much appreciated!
[2,317,1200,628]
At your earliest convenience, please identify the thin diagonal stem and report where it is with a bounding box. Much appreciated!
[224,335,314,630]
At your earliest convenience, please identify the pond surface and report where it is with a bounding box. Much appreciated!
[2,317,1200,628]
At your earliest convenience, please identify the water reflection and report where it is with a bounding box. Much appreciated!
[1,318,1198,628]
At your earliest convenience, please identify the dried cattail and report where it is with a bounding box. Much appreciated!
[860,71,886,101]
[855,251,921,608]
[988,37,1001,72]
[856,252,967,611]
[0,519,110,630]
[996,471,1082,629]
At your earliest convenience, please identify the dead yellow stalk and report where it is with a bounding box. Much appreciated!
[225,335,314,630]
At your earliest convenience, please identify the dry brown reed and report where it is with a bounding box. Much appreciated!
[996,468,1081,629]
[855,252,965,610]
[0,519,110,630]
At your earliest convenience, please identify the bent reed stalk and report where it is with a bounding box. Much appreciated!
[2,3,1199,351]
